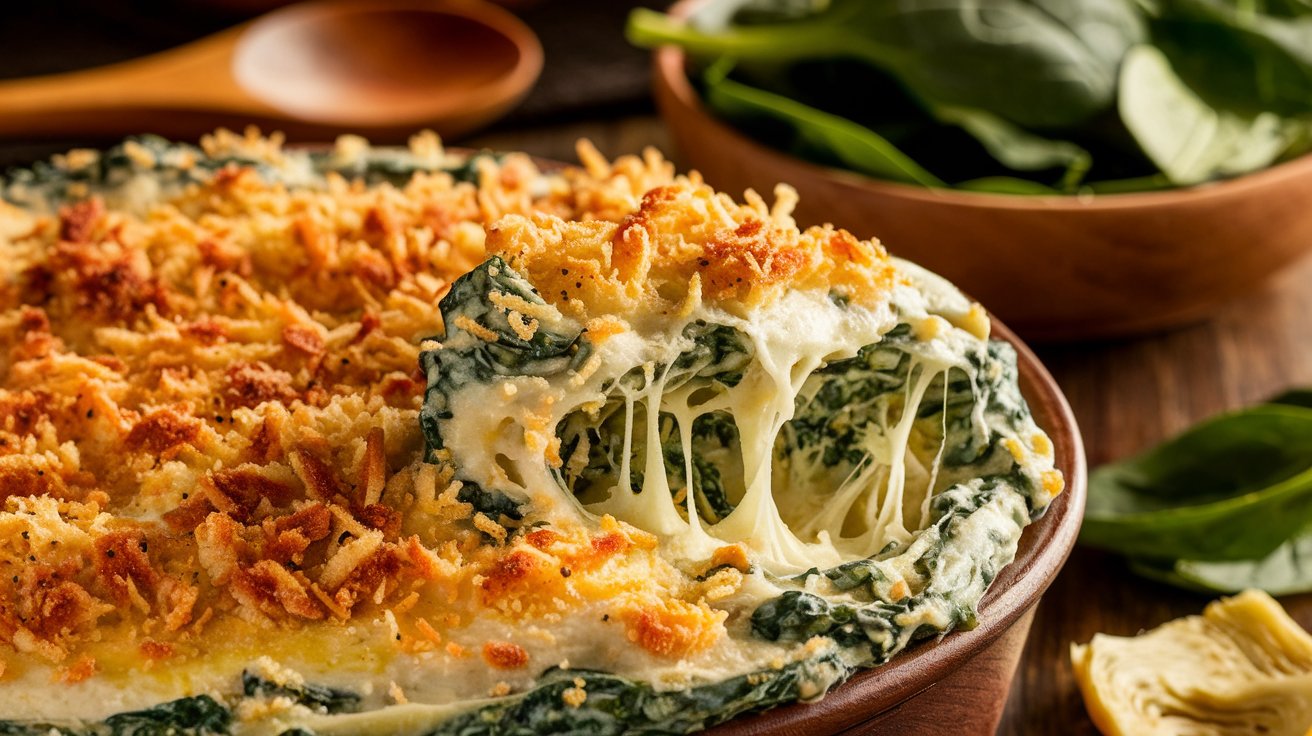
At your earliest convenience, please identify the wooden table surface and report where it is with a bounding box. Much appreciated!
[469,115,1312,735]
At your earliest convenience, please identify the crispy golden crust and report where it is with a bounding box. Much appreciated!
[487,179,899,322]
[0,134,730,680]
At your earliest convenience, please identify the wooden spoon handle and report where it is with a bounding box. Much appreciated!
[0,26,262,138]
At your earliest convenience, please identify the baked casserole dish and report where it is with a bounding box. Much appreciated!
[0,131,1061,734]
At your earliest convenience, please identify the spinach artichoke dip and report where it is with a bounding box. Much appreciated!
[0,130,1062,734]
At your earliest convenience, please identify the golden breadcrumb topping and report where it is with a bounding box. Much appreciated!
[0,132,727,681]
[487,178,899,322]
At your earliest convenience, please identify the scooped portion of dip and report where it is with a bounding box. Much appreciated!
[0,132,1059,735]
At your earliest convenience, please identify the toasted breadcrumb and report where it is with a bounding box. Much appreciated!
[0,132,717,679]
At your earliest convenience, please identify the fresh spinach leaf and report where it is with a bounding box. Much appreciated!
[631,0,1146,129]
[1080,172,1175,193]
[689,0,827,31]
[1131,533,1312,595]
[1081,404,1312,561]
[931,106,1092,190]
[1118,44,1293,185]
[1148,0,1312,115]
[701,61,944,186]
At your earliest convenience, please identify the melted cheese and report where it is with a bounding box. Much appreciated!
[440,275,989,575]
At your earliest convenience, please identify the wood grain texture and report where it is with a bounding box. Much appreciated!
[1008,254,1312,736]
[467,115,1312,735]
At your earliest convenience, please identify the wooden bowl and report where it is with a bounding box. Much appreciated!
[649,7,1312,341]
[707,316,1086,735]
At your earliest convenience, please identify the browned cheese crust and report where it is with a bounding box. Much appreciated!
[0,132,744,683]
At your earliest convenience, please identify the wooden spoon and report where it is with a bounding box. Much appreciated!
[0,0,543,139]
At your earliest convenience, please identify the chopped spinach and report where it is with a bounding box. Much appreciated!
[752,479,1029,662]
[554,320,754,517]
[1,137,521,213]
[0,695,231,736]
[420,256,589,452]
[426,658,849,735]
[242,672,362,714]
[419,257,594,520]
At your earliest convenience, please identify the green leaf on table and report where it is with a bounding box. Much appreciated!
[1081,404,1312,561]
[700,62,944,187]
[1119,44,1293,186]
[1129,533,1312,595]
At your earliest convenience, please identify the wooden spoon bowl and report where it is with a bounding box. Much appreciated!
[0,0,542,139]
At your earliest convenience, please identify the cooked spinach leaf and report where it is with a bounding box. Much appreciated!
[752,478,1030,662]
[0,695,231,736]
[1,136,517,213]
[420,256,588,452]
[419,257,592,520]
[427,659,850,735]
[242,672,361,714]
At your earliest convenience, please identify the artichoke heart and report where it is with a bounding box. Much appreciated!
[1072,590,1312,736]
